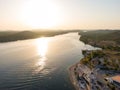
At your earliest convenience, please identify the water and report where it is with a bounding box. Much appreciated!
[0,33,95,90]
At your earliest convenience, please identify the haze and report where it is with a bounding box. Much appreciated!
[0,0,120,30]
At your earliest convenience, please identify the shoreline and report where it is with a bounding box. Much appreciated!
[0,30,80,43]
[69,30,120,90]
[68,62,80,90]
[69,49,120,90]
[69,61,90,90]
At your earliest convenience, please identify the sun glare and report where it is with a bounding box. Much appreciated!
[33,37,50,74]
[33,37,49,74]
[21,0,61,29]
[36,37,49,57]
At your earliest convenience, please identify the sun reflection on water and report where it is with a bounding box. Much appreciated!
[34,37,50,74]
[36,37,49,57]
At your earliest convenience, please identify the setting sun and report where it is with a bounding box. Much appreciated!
[0,0,120,90]
[21,0,62,29]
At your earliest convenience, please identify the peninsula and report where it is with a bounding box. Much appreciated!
[69,30,120,90]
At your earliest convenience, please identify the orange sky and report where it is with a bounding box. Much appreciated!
[0,0,120,30]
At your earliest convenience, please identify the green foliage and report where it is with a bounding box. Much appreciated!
[79,30,120,49]
[0,30,79,42]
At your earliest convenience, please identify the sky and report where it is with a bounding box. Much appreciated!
[0,0,120,30]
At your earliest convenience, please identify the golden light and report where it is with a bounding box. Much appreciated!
[34,57,46,74]
[33,37,50,74]
[35,37,49,57]
[21,0,62,29]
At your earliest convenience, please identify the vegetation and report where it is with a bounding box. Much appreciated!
[0,30,80,42]
[79,30,120,51]
[79,30,120,71]
[81,50,120,71]
[81,50,104,67]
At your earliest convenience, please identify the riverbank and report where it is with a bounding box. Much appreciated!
[69,63,80,90]
[0,30,80,43]
[69,50,120,90]
[79,30,120,72]
[69,61,90,90]
[70,30,120,90]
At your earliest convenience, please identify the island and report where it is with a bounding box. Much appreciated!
[69,30,120,90]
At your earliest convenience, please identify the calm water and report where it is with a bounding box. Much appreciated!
[0,33,95,90]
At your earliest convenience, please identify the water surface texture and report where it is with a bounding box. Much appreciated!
[0,33,95,90]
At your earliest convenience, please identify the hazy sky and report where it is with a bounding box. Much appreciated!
[0,0,120,30]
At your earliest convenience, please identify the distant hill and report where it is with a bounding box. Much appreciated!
[79,30,120,44]
[79,30,120,51]
[0,30,80,42]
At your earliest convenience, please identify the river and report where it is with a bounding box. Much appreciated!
[0,33,96,90]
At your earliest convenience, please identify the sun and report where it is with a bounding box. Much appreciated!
[21,0,61,29]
